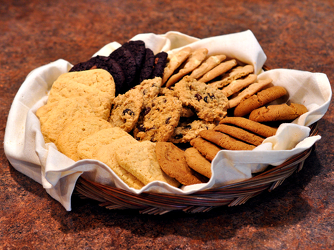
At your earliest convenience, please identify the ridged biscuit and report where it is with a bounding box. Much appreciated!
[189,54,226,79]
[228,78,273,108]
[221,74,257,98]
[210,64,254,88]
[165,48,208,87]
[198,59,237,83]
[162,47,192,85]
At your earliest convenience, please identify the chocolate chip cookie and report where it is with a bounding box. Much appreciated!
[173,76,228,122]
[133,95,182,142]
[109,88,144,132]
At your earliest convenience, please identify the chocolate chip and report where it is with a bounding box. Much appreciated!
[174,134,183,139]
[144,107,151,115]
[209,93,215,99]
[122,108,134,116]
[165,117,171,124]
[195,93,202,101]
[204,96,208,103]
[137,124,145,132]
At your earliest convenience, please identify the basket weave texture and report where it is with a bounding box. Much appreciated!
[75,123,318,215]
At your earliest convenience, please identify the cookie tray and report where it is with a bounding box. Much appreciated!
[74,122,318,215]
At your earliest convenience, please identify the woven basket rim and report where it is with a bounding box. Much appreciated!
[75,122,318,214]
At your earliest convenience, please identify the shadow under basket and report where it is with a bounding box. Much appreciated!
[75,123,318,215]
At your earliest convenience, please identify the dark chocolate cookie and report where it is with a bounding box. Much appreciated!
[122,40,146,71]
[109,46,137,93]
[69,59,96,72]
[104,57,126,95]
[139,48,155,83]
[151,51,168,78]
[122,40,146,87]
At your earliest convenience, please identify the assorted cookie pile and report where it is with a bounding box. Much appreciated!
[36,40,309,189]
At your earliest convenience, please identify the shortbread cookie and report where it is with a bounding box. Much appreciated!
[221,74,257,97]
[109,88,144,132]
[169,119,216,144]
[56,117,112,161]
[210,64,254,88]
[184,147,212,178]
[174,76,228,122]
[198,59,238,83]
[151,51,168,79]
[36,97,97,144]
[156,142,206,185]
[115,141,180,187]
[214,124,264,146]
[134,77,162,107]
[139,48,155,83]
[48,81,112,120]
[249,103,308,122]
[219,117,277,138]
[165,48,208,87]
[190,54,226,79]
[162,47,192,85]
[199,130,256,150]
[48,69,115,102]
[234,86,288,117]
[77,127,133,160]
[133,95,182,142]
[228,78,273,108]
[190,137,221,161]
[93,137,144,189]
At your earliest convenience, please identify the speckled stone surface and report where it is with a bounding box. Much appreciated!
[1,0,333,249]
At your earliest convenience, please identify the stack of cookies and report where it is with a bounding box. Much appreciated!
[36,40,309,189]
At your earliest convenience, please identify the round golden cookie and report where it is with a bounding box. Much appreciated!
[190,137,221,162]
[199,130,256,150]
[155,142,205,186]
[184,147,212,178]
[219,117,277,138]
[234,86,288,117]
[249,103,308,122]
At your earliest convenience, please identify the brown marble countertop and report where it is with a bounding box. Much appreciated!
[1,0,333,249]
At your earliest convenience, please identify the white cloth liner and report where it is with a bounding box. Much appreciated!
[4,30,332,211]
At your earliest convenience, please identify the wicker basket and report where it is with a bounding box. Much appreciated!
[75,122,318,215]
